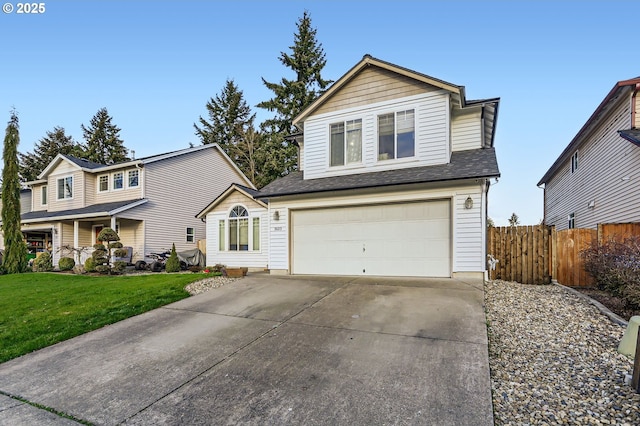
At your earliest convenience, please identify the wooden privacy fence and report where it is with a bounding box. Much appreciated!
[488,222,640,287]
[488,225,551,285]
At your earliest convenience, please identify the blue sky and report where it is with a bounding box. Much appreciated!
[1,1,637,226]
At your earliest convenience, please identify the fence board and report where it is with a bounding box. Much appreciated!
[488,225,552,284]
[555,228,596,287]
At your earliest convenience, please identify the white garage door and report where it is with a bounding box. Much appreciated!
[292,200,451,277]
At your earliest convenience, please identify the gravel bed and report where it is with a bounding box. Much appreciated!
[486,280,640,425]
[184,275,238,295]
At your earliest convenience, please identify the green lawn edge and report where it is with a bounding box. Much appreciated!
[0,272,208,363]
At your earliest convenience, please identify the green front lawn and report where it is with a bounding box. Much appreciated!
[0,272,207,363]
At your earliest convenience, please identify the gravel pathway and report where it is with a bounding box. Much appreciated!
[184,275,238,295]
[486,280,640,425]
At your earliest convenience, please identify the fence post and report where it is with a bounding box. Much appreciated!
[633,326,640,393]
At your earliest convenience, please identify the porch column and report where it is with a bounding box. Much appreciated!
[73,221,80,264]
[110,216,117,231]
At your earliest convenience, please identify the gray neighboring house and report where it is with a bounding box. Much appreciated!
[0,144,253,267]
[200,55,501,279]
[538,77,640,230]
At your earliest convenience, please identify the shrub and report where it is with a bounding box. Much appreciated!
[58,257,76,271]
[33,252,54,272]
[84,257,96,273]
[165,243,181,273]
[95,265,111,274]
[112,261,127,274]
[582,235,640,309]
[188,265,202,273]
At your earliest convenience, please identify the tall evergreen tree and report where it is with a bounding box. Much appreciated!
[257,11,332,182]
[19,127,84,182]
[258,11,332,135]
[2,110,28,273]
[194,79,255,151]
[81,108,129,165]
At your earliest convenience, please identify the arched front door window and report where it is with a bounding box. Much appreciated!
[229,205,249,251]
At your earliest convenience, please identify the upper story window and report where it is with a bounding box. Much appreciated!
[128,170,139,188]
[330,119,362,167]
[57,176,73,200]
[571,151,578,173]
[98,175,109,192]
[113,172,124,190]
[41,185,48,206]
[568,213,575,229]
[378,109,415,161]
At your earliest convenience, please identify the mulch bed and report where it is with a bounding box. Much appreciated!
[575,288,640,321]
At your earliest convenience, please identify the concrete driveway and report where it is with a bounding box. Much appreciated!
[0,274,493,425]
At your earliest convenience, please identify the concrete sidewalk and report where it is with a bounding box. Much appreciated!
[0,274,493,425]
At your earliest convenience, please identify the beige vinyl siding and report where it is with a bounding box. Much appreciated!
[30,184,47,211]
[314,66,439,115]
[635,94,640,128]
[302,92,450,180]
[545,96,640,229]
[451,109,482,151]
[268,181,487,275]
[212,191,264,213]
[48,170,85,212]
[117,219,144,262]
[121,147,249,258]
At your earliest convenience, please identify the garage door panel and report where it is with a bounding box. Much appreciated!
[292,200,451,277]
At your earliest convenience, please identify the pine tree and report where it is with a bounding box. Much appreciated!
[257,11,332,182]
[165,243,180,273]
[2,110,28,274]
[81,108,129,165]
[194,79,255,153]
[19,127,84,182]
[258,11,332,134]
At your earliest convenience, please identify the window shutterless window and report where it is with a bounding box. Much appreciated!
[57,176,73,199]
[252,217,260,250]
[186,227,195,243]
[229,206,249,251]
[571,151,578,173]
[113,172,124,190]
[128,170,139,188]
[98,175,109,192]
[330,119,362,167]
[378,109,415,160]
[41,185,47,205]
[218,220,225,251]
[568,213,575,229]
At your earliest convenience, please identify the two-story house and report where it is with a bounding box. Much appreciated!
[538,77,640,230]
[3,144,253,267]
[199,55,500,279]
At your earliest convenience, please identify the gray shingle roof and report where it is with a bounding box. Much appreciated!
[22,199,146,222]
[258,148,499,198]
[64,155,104,170]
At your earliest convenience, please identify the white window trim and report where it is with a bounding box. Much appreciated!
[56,175,74,200]
[186,227,195,243]
[219,205,262,253]
[112,171,124,191]
[329,119,363,168]
[97,174,109,193]
[41,185,48,206]
[127,169,140,189]
[376,108,416,162]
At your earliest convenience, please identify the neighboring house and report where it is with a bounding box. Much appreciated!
[538,77,640,230]
[0,144,253,267]
[202,55,501,279]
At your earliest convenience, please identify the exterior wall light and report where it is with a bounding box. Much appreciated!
[464,196,474,209]
[273,210,280,221]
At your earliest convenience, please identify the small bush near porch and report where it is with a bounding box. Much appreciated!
[0,273,207,363]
